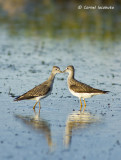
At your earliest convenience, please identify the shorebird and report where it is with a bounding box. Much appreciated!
[63,65,109,112]
[14,66,62,111]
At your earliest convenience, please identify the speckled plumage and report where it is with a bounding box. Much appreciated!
[63,65,109,112]
[14,66,62,110]
[68,78,107,94]
[14,81,52,101]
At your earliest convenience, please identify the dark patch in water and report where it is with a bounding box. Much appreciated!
[112,83,121,86]
[57,78,64,81]
[29,69,37,73]
[7,64,16,71]
[8,88,16,97]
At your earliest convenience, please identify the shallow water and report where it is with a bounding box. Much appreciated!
[0,29,121,160]
[0,1,121,160]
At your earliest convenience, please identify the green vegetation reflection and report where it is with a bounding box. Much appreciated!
[0,0,121,40]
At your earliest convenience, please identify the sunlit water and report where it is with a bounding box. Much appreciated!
[0,2,121,160]
[0,28,121,160]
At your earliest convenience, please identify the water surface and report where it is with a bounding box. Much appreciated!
[0,1,121,160]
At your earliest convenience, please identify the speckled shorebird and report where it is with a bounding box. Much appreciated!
[14,66,62,111]
[63,65,109,112]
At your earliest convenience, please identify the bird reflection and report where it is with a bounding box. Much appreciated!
[64,111,99,148]
[15,111,53,149]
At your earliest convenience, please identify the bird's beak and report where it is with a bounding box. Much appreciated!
[62,69,66,73]
[59,70,63,73]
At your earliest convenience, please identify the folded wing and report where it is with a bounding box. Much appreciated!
[14,84,51,101]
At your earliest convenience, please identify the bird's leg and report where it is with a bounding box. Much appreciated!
[33,101,38,110]
[83,99,86,112]
[34,109,36,114]
[79,98,83,111]
[39,101,41,113]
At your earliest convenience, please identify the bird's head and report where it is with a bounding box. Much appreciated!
[63,65,74,74]
[52,66,62,74]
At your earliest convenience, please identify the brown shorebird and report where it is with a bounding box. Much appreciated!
[14,66,62,111]
[63,65,109,112]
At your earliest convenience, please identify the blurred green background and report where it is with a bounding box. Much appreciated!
[0,0,121,40]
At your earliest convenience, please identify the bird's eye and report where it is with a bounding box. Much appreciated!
[56,69,57,70]
[67,67,68,69]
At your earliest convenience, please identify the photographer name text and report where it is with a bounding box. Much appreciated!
[78,5,115,10]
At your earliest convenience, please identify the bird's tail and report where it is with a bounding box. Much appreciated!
[14,96,23,101]
[14,96,19,101]
[102,91,109,94]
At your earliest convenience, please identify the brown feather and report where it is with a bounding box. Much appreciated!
[14,84,51,101]
[69,79,109,94]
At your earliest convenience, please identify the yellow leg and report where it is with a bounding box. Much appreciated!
[83,99,86,112]
[39,102,41,113]
[33,101,38,110]
[79,99,83,111]
[34,109,36,114]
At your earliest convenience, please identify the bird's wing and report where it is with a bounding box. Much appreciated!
[70,83,103,93]
[15,84,51,100]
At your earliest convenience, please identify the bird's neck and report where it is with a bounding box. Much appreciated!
[48,72,55,82]
[68,71,74,80]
